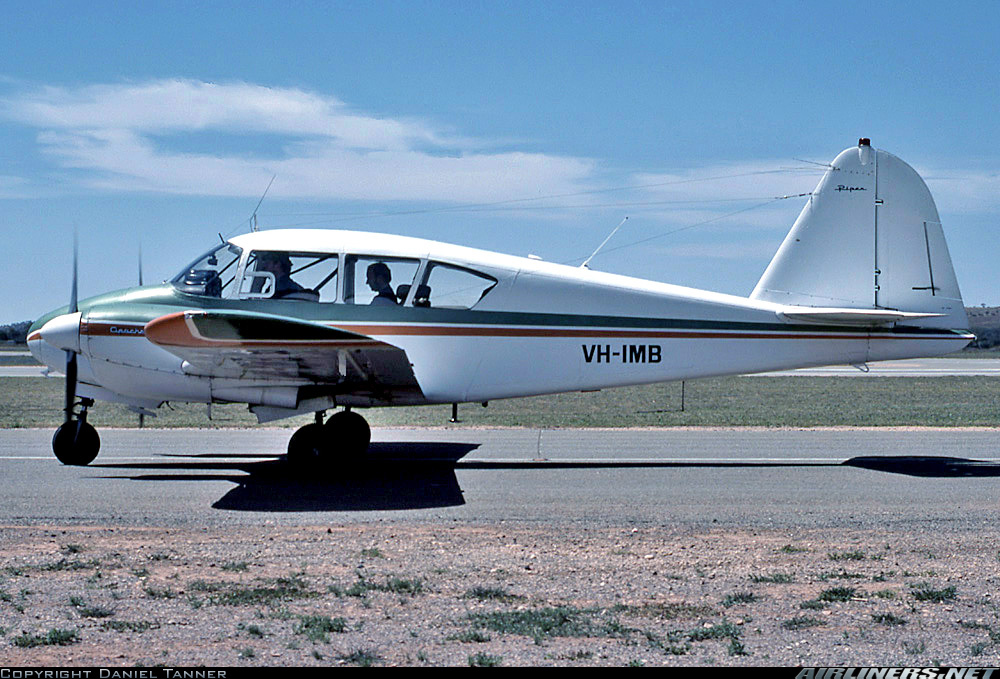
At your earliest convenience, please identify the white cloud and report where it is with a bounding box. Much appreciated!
[4,80,995,224]
[922,170,1000,215]
[2,79,598,202]
[4,80,452,150]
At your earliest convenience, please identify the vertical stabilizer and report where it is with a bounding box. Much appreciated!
[751,140,967,329]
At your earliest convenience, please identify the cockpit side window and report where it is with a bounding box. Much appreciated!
[343,256,420,306]
[412,262,498,309]
[172,243,243,298]
[238,251,338,302]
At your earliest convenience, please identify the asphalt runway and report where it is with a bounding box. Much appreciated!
[1,427,998,531]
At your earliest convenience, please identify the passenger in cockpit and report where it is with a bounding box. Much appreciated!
[366,262,398,305]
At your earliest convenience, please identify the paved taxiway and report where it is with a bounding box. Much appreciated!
[0,366,53,377]
[756,357,1000,376]
[1,427,998,530]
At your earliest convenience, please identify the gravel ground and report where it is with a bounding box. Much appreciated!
[0,524,998,667]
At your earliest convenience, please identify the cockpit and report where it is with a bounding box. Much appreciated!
[172,243,243,298]
[172,241,499,310]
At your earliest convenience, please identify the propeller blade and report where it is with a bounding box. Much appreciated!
[138,242,144,286]
[70,229,78,314]
[66,231,80,423]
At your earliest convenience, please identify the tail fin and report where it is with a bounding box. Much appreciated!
[751,139,967,330]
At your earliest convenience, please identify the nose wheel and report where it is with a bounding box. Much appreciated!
[52,398,101,466]
[286,409,371,469]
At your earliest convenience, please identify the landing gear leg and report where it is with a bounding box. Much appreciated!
[52,398,101,466]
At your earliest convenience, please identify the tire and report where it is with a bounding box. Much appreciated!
[52,421,101,466]
[286,422,328,468]
[325,410,371,457]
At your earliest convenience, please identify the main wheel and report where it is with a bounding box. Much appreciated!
[286,422,328,468]
[52,421,101,466]
[325,410,371,457]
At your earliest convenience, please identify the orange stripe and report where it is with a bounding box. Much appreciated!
[79,321,145,337]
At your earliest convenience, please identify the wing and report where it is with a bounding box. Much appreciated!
[144,310,420,392]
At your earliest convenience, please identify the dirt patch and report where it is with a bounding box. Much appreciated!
[0,524,997,666]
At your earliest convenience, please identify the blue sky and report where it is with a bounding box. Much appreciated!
[1,0,997,323]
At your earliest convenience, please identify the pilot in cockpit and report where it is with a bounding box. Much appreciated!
[256,252,308,299]
[366,262,398,305]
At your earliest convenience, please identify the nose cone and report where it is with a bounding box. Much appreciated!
[39,312,82,353]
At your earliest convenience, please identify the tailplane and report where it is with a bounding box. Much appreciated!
[751,139,967,330]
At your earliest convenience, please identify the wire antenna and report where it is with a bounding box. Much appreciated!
[792,157,835,169]
[580,216,628,269]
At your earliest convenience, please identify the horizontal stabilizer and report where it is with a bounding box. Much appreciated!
[777,307,944,326]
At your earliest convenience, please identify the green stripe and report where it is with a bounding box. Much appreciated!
[189,311,371,342]
[75,285,970,339]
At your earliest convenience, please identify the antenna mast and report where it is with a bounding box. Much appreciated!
[580,216,628,269]
[250,174,276,233]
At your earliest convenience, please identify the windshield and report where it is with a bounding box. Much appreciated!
[172,242,243,297]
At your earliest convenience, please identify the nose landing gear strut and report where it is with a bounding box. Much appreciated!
[52,397,101,466]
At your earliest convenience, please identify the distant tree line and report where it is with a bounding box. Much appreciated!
[967,306,999,349]
[971,331,999,349]
[0,321,32,344]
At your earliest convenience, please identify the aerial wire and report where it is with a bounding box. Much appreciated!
[258,166,823,224]
[561,191,812,266]
[216,163,818,264]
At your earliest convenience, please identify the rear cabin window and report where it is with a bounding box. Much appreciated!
[343,256,420,306]
[413,262,498,309]
[238,252,338,302]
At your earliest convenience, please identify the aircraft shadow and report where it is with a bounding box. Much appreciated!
[88,446,995,511]
[843,456,1000,478]
[91,442,480,512]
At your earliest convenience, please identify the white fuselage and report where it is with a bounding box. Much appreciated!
[29,229,971,414]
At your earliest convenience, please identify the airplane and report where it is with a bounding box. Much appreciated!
[27,139,973,467]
